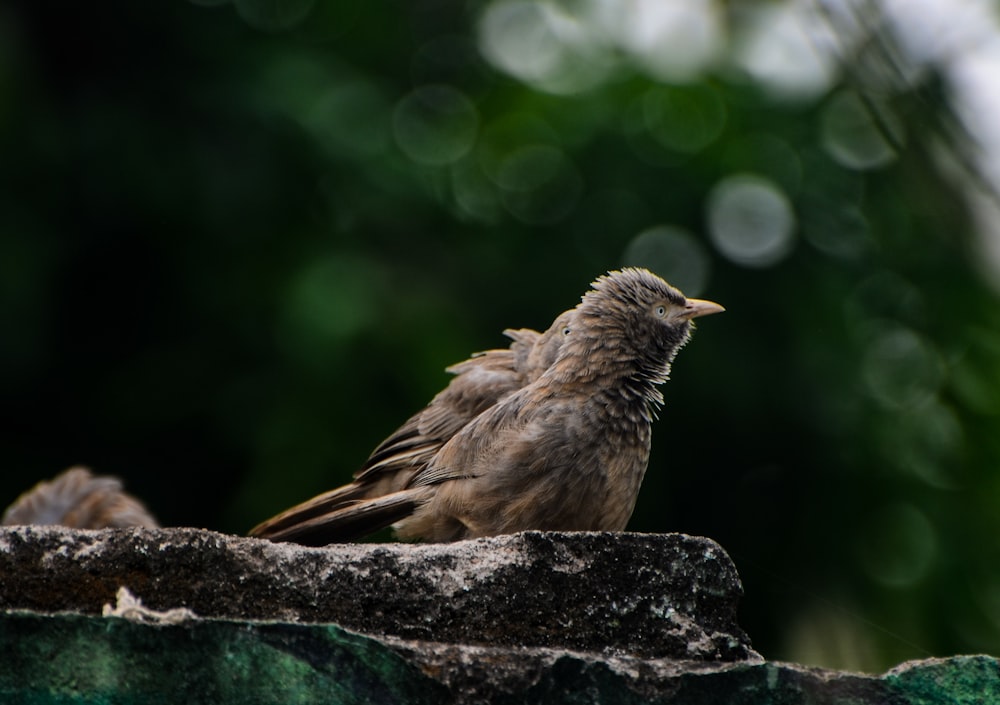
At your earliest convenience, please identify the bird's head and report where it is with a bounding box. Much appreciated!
[526,310,575,376]
[569,267,724,383]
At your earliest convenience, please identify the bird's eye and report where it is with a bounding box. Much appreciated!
[654,305,667,319]
[562,327,571,336]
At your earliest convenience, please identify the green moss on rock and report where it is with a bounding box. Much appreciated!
[1,612,447,705]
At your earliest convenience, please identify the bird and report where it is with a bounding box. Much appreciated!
[250,268,723,545]
[2,466,159,529]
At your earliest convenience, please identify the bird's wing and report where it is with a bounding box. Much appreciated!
[366,314,574,491]
[396,387,611,539]
[421,351,527,438]
[353,347,527,485]
[405,385,539,489]
[359,313,574,487]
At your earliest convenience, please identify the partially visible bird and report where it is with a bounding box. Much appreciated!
[2,466,159,529]
[250,268,723,545]
[360,309,575,493]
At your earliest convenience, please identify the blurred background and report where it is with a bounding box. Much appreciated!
[3,0,1000,672]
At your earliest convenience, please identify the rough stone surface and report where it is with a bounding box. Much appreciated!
[1,611,448,705]
[0,526,754,660]
[1,526,996,703]
[1,610,996,704]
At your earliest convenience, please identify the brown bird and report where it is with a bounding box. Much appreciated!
[250,268,722,544]
[2,466,159,529]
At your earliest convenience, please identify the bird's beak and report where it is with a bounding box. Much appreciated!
[679,298,725,321]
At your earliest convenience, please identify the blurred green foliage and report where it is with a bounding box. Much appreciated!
[3,0,1000,672]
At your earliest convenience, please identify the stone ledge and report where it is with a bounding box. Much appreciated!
[0,526,754,660]
[2,526,997,703]
[1,611,996,704]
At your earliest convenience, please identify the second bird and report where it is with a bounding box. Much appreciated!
[250,267,723,544]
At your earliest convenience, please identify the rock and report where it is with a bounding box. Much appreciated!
[0,526,754,660]
[1,610,450,704]
[0,610,997,704]
[2,526,997,703]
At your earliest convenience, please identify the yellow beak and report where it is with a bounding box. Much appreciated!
[680,298,725,321]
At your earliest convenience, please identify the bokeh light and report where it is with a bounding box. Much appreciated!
[821,91,900,170]
[615,0,723,82]
[622,225,711,296]
[707,174,796,267]
[449,157,504,224]
[857,502,938,589]
[884,399,965,490]
[642,84,726,154]
[279,256,384,371]
[478,0,611,94]
[494,144,583,224]
[733,1,837,99]
[862,326,944,411]
[393,85,479,166]
[802,203,870,260]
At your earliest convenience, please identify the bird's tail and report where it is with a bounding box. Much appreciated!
[248,486,429,545]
